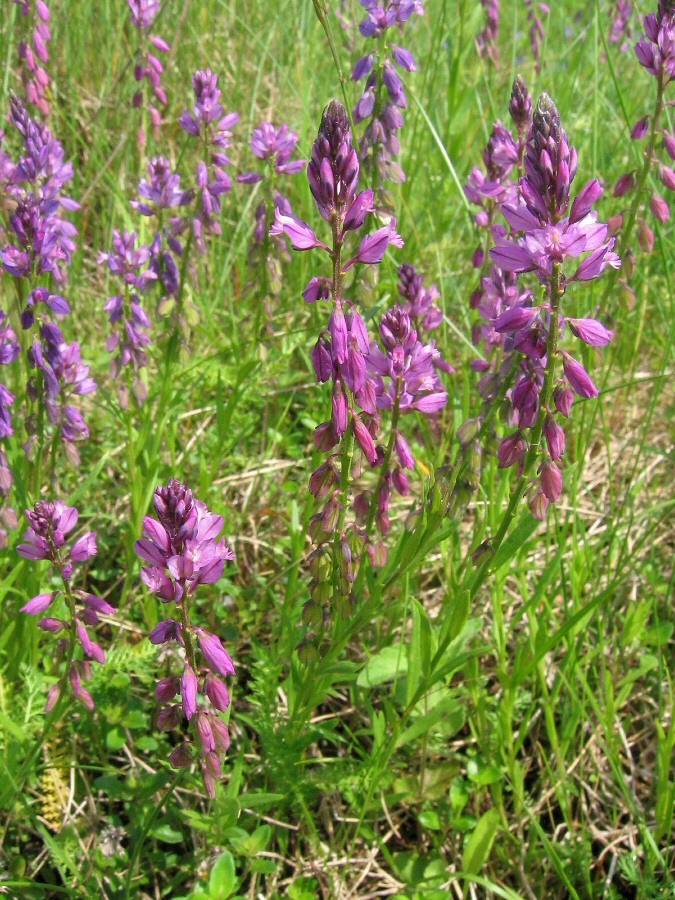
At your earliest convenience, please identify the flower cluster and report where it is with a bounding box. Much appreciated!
[98,230,155,405]
[635,1,675,82]
[127,0,170,144]
[131,156,190,313]
[274,100,451,638]
[397,263,442,333]
[613,2,675,258]
[351,1,424,204]
[19,500,115,712]
[353,306,448,538]
[273,98,402,443]
[464,119,520,264]
[465,75,532,352]
[130,70,238,334]
[396,263,453,374]
[0,97,95,467]
[476,0,499,65]
[135,479,236,798]
[179,69,239,254]
[608,0,634,53]
[486,94,618,517]
[13,0,51,117]
[237,122,305,297]
[524,0,549,73]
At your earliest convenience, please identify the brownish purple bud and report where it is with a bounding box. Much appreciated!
[509,75,532,134]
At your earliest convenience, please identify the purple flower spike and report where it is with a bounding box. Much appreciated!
[127,0,169,140]
[136,479,236,797]
[471,89,616,516]
[18,500,114,711]
[350,1,424,199]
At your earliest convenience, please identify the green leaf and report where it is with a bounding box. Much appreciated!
[209,850,237,898]
[248,825,272,854]
[151,823,184,844]
[237,792,284,809]
[418,810,441,830]
[105,727,125,751]
[462,807,500,874]
[396,697,465,749]
[287,879,319,900]
[357,645,408,688]
[491,514,539,572]
[467,759,503,786]
[249,858,276,875]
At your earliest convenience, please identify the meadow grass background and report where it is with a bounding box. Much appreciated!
[0,0,673,897]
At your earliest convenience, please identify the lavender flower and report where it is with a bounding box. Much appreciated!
[19,500,115,712]
[523,0,549,73]
[13,0,51,116]
[396,263,454,375]
[0,310,20,441]
[486,94,618,517]
[397,264,443,333]
[1,98,95,466]
[465,76,532,364]
[274,100,409,633]
[237,122,305,298]
[128,71,238,337]
[348,306,449,544]
[476,0,499,65]
[179,69,238,253]
[351,1,424,204]
[135,479,236,798]
[635,1,675,81]
[612,2,675,265]
[127,0,170,144]
[98,230,155,405]
[608,0,634,52]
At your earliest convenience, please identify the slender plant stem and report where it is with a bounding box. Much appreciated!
[311,0,356,135]
[179,590,198,672]
[123,769,185,899]
[352,386,402,594]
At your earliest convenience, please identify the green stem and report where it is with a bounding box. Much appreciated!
[352,385,402,594]
[179,590,198,673]
[9,548,83,801]
[328,215,357,601]
[311,0,356,135]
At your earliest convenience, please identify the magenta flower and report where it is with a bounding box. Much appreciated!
[351,1,424,196]
[476,0,500,65]
[99,230,154,400]
[635,3,675,82]
[135,479,236,798]
[18,500,114,711]
[473,93,617,517]
[270,211,329,251]
[127,0,169,141]
[13,0,52,116]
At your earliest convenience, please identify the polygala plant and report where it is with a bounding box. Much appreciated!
[0,0,671,896]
